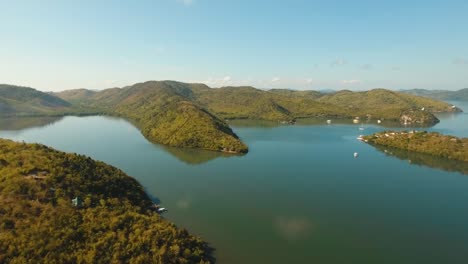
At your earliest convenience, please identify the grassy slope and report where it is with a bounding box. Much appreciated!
[363,131,468,162]
[193,86,348,120]
[0,84,71,115]
[56,81,248,153]
[317,89,459,123]
[0,84,102,116]
[0,138,211,263]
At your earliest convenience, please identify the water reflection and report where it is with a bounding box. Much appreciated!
[161,145,242,165]
[372,144,468,175]
[0,116,63,131]
[227,119,282,128]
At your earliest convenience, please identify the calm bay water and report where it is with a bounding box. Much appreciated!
[1,102,467,264]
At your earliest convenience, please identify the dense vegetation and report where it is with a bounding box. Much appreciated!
[316,89,460,124]
[193,86,348,121]
[402,88,468,102]
[363,131,468,162]
[0,138,212,263]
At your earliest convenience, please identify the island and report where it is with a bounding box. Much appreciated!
[0,138,212,263]
[362,131,468,162]
[1,81,462,153]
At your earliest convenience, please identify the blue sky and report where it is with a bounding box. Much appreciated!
[0,0,467,91]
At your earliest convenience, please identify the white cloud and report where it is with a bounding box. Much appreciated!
[199,76,233,87]
[361,64,372,70]
[341,79,361,84]
[305,78,313,84]
[271,77,281,82]
[177,0,195,6]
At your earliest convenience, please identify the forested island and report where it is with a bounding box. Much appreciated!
[0,139,212,263]
[1,81,462,153]
[362,131,468,162]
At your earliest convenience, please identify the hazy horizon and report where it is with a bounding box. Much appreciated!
[1,80,468,93]
[1,0,467,91]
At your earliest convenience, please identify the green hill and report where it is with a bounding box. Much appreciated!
[192,86,347,121]
[56,81,248,153]
[317,89,459,124]
[268,89,323,100]
[0,138,211,263]
[401,88,468,102]
[51,88,97,103]
[0,84,72,116]
[363,131,468,162]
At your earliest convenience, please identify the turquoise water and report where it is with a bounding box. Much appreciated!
[0,102,467,264]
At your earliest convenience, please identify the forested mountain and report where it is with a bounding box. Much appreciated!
[0,138,211,263]
[0,84,71,115]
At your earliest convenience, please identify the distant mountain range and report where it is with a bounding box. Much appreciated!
[0,84,71,115]
[400,88,468,101]
[0,82,462,152]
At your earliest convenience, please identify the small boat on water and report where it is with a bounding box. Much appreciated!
[151,203,168,213]
[326,119,332,124]
[354,152,359,158]
[157,207,168,213]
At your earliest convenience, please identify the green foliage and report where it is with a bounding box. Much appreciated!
[193,86,348,121]
[317,89,457,122]
[0,139,212,263]
[363,131,468,162]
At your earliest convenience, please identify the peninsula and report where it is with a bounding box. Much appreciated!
[0,138,212,263]
[362,131,468,162]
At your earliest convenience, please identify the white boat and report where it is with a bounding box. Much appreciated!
[157,207,168,213]
[377,120,382,124]
[326,119,332,124]
[354,152,359,158]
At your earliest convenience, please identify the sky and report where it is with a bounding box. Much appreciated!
[0,0,467,91]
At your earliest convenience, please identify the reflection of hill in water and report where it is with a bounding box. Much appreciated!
[0,116,63,131]
[162,145,242,165]
[373,144,468,175]
[227,119,282,128]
